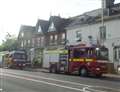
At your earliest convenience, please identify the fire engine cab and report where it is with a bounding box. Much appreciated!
[45,44,109,77]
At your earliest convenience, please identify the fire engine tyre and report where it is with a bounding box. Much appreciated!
[95,74,102,77]
[79,68,88,77]
[7,64,12,68]
[19,67,24,70]
[49,67,57,73]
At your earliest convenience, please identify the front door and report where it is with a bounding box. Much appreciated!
[113,46,120,69]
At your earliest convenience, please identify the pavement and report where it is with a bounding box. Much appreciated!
[25,68,120,78]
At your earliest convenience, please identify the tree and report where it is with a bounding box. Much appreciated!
[0,33,18,51]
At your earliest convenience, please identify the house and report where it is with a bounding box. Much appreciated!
[45,16,69,49]
[31,19,49,67]
[43,16,69,68]
[17,25,35,62]
[66,2,120,70]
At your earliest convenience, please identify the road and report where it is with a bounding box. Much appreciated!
[0,68,120,92]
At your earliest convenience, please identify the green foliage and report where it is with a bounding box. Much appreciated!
[0,34,18,51]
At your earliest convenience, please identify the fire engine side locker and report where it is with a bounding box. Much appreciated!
[59,53,69,73]
[43,50,59,69]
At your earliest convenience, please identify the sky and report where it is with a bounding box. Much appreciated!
[0,0,120,44]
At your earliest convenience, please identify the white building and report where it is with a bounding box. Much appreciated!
[66,10,120,70]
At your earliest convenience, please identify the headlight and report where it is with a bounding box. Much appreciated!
[23,64,26,66]
[13,59,17,61]
[87,62,90,66]
[118,67,120,72]
[96,68,100,71]
[19,64,21,66]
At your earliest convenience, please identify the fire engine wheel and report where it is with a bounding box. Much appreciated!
[49,67,57,73]
[95,74,102,77]
[79,68,88,77]
[7,64,12,68]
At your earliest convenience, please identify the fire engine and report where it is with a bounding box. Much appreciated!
[43,44,109,77]
[2,50,28,69]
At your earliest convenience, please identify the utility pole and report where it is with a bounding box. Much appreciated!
[101,0,104,27]
[99,0,106,46]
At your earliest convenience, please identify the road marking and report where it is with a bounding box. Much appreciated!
[3,69,120,92]
[83,87,105,92]
[4,71,91,87]
[3,74,83,92]
[83,86,120,92]
[0,89,3,91]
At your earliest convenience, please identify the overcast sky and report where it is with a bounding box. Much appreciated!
[0,0,120,44]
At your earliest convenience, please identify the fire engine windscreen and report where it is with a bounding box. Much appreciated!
[13,53,26,60]
[73,48,96,58]
[73,47,109,60]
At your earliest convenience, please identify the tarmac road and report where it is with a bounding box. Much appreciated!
[0,68,120,92]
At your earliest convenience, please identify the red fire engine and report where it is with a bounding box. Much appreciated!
[48,44,108,77]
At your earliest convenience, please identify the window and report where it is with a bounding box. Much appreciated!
[41,37,44,42]
[21,32,24,37]
[88,35,94,45]
[62,33,65,40]
[14,53,26,59]
[28,40,30,45]
[32,38,34,47]
[76,31,82,41]
[41,37,44,46]
[50,22,54,29]
[50,35,53,40]
[21,41,24,47]
[119,50,120,59]
[113,48,117,60]
[37,38,40,47]
[55,35,58,40]
[99,26,106,41]
[24,40,26,46]
[73,49,86,58]
[114,47,120,61]
[48,22,56,32]
[38,26,42,32]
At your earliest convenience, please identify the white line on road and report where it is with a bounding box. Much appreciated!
[0,89,3,91]
[4,71,91,87]
[3,73,84,92]
[2,69,120,92]
[83,87,105,92]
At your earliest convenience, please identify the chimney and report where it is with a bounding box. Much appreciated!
[104,0,115,9]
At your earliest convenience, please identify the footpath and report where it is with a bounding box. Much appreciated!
[24,68,120,79]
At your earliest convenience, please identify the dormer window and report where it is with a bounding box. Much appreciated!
[50,22,54,29]
[48,22,56,32]
[38,26,42,32]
